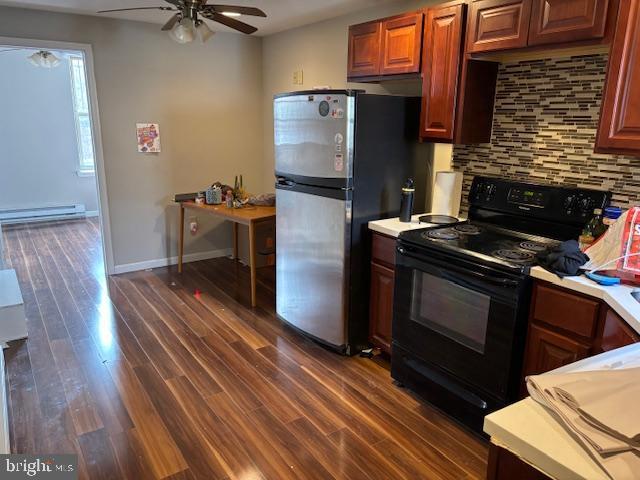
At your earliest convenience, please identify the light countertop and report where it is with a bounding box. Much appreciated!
[368,214,460,238]
[484,343,640,480]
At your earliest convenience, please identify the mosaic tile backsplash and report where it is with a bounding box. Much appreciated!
[452,54,640,212]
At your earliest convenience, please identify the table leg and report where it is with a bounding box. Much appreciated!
[248,221,257,308]
[232,222,239,261]
[178,204,185,274]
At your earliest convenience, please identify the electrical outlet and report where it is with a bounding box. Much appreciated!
[293,69,303,85]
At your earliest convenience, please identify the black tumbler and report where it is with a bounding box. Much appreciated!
[399,178,414,223]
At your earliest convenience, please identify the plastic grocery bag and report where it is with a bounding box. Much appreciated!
[582,207,640,282]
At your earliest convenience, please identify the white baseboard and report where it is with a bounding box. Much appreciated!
[85,210,99,218]
[112,248,232,275]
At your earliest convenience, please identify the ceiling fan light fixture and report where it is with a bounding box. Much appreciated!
[196,21,215,43]
[28,50,61,68]
[170,17,196,44]
[221,11,242,17]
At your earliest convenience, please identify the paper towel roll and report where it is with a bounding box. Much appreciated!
[431,171,463,217]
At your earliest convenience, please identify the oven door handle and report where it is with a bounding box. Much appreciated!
[396,246,520,288]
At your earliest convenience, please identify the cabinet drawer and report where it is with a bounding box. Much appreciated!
[533,284,600,338]
[371,233,396,267]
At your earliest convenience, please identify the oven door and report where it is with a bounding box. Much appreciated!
[393,242,529,400]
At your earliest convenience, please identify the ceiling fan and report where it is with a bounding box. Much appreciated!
[97,1,267,43]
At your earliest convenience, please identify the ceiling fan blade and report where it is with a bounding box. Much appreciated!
[205,5,267,17]
[161,13,181,31]
[205,11,258,34]
[97,6,175,13]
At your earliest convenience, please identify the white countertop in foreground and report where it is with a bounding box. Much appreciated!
[484,343,640,480]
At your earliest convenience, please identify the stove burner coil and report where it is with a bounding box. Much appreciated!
[454,224,482,235]
[492,249,535,263]
[519,241,547,252]
[423,229,460,240]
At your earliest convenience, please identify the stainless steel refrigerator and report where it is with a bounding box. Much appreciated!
[274,90,427,354]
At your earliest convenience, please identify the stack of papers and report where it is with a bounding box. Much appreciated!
[527,367,640,479]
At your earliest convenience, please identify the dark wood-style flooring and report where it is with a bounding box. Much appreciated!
[1,218,488,479]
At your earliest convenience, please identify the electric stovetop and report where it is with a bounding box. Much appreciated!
[399,220,561,273]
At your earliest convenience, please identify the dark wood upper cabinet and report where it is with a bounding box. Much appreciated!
[528,0,610,45]
[348,12,423,80]
[347,21,382,78]
[467,0,533,53]
[420,3,466,141]
[596,0,640,155]
[380,13,424,75]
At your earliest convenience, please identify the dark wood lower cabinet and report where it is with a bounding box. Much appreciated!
[369,232,397,355]
[522,323,591,377]
[487,443,552,480]
[520,280,640,396]
[369,262,395,354]
[598,308,640,352]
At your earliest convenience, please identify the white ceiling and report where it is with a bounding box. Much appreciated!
[0,0,395,36]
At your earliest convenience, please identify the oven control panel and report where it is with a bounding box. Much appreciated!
[469,177,611,226]
[507,187,547,208]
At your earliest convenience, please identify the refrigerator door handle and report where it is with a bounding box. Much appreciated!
[276,177,295,188]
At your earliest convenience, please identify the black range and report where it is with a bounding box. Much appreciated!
[391,176,611,434]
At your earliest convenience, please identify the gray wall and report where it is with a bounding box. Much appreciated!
[0,6,264,270]
[0,49,99,213]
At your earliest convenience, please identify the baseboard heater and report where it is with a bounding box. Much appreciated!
[0,204,86,224]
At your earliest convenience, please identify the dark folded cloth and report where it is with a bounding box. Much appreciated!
[536,240,589,278]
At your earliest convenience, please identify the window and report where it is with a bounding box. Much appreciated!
[69,55,96,176]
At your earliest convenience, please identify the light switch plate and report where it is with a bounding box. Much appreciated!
[293,69,303,85]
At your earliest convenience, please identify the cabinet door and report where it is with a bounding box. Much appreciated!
[528,0,610,45]
[420,4,465,141]
[380,13,424,75]
[369,262,395,354]
[599,309,640,352]
[467,0,532,53]
[348,21,382,78]
[523,323,591,378]
[596,0,640,155]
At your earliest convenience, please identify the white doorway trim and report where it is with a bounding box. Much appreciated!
[0,36,115,275]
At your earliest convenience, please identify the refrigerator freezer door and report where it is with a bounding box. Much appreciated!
[276,187,351,349]
[274,93,354,181]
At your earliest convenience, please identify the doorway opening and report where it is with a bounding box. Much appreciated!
[0,38,113,277]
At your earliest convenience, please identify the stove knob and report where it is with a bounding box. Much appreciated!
[563,195,575,213]
[579,197,594,214]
